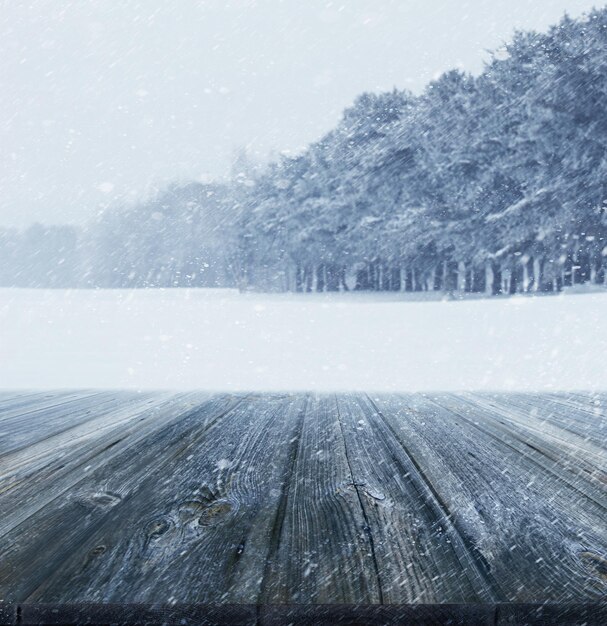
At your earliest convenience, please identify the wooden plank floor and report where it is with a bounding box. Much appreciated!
[0,391,606,605]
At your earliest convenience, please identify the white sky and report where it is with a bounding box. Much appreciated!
[0,0,601,227]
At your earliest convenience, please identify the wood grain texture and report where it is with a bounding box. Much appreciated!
[0,391,605,605]
[260,395,382,604]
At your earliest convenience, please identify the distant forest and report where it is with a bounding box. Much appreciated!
[2,9,607,294]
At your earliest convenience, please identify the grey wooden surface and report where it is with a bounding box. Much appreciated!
[0,391,606,604]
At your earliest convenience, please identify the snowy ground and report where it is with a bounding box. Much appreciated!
[1,287,606,392]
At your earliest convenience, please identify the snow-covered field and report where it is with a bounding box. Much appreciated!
[1,287,606,392]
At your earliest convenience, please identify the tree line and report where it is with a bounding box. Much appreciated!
[2,8,607,294]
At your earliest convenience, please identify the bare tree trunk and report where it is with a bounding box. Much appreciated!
[540,258,555,292]
[404,268,413,292]
[433,263,443,291]
[465,266,473,292]
[509,258,524,294]
[491,261,502,295]
[304,265,313,292]
[471,266,486,293]
[429,266,436,291]
[391,267,401,291]
[294,263,303,292]
[381,263,391,291]
[369,263,375,291]
[339,267,349,291]
[509,268,517,294]
[533,257,543,292]
[354,268,365,290]
[413,268,422,292]
[550,260,560,292]
[563,254,573,287]
[595,256,606,285]
[457,261,466,292]
[326,264,339,291]
[484,262,492,295]
[316,263,325,292]
[522,256,533,292]
[444,261,458,292]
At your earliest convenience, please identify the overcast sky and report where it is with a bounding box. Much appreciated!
[0,0,601,227]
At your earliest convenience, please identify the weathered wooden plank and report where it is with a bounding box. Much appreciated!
[546,391,607,411]
[0,391,159,456]
[370,393,607,602]
[484,392,607,450]
[0,390,68,410]
[0,391,104,423]
[453,393,607,509]
[0,391,173,482]
[1,394,310,604]
[0,392,209,537]
[0,390,70,412]
[260,395,382,603]
[0,393,242,600]
[468,392,607,465]
[335,394,489,603]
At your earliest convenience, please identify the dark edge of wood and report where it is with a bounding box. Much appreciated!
[5,602,607,626]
